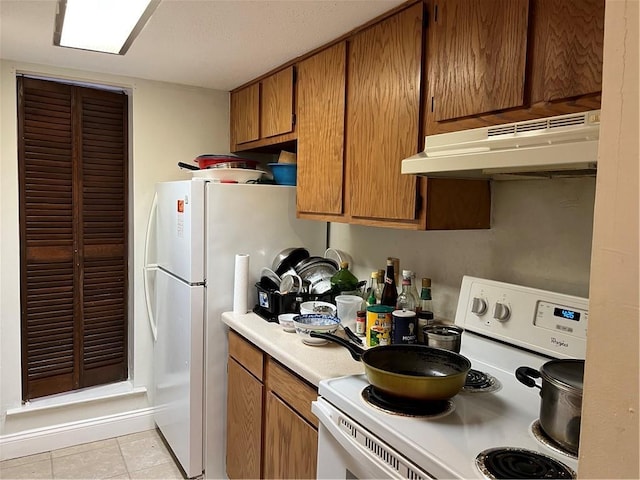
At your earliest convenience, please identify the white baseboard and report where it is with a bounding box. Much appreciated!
[0,407,156,461]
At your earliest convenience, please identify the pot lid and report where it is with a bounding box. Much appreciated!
[540,359,585,393]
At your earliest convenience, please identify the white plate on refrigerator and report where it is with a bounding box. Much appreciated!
[191,168,265,183]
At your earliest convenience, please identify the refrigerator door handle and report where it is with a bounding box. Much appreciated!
[144,193,158,342]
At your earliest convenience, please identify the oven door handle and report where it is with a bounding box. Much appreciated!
[312,399,435,480]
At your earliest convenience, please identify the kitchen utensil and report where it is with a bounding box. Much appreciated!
[310,332,471,400]
[191,167,265,182]
[423,325,463,352]
[268,163,297,185]
[300,301,337,316]
[339,324,363,345]
[293,314,341,346]
[259,267,281,291]
[278,313,297,333]
[297,257,338,295]
[178,161,200,170]
[279,272,304,294]
[323,248,353,269]
[194,155,258,169]
[272,247,310,276]
[335,295,363,329]
[516,360,584,454]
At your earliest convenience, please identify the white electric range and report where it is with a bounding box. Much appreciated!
[312,276,588,479]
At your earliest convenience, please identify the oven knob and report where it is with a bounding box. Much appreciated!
[471,297,488,315]
[493,302,511,321]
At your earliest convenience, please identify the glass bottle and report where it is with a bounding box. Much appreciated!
[396,270,418,311]
[380,258,398,307]
[375,269,385,303]
[411,271,421,308]
[366,271,378,306]
[417,278,435,343]
[389,257,400,294]
[330,261,359,295]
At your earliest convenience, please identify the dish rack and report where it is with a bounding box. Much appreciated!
[253,282,332,322]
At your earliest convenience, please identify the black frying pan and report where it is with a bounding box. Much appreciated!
[311,332,471,400]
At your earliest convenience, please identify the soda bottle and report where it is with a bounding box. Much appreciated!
[330,261,358,295]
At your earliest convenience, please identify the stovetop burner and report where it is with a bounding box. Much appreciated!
[531,420,578,459]
[476,447,576,479]
[361,385,454,418]
[462,368,501,393]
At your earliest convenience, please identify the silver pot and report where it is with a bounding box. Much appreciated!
[516,359,584,454]
[422,325,463,353]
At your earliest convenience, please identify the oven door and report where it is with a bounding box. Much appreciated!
[312,398,435,480]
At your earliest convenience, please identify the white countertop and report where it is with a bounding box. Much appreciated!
[221,311,364,387]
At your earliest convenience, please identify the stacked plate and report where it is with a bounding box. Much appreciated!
[269,248,338,295]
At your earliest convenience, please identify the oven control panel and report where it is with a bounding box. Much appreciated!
[454,276,588,359]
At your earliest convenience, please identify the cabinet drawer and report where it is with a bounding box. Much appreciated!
[228,330,264,380]
[266,358,318,428]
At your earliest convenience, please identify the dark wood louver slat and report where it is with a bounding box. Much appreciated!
[18,77,128,400]
[79,89,128,387]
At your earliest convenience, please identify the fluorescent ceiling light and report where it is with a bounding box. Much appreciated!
[54,0,160,55]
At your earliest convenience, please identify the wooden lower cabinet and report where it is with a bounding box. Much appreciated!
[263,392,318,479]
[226,358,263,479]
[225,330,318,479]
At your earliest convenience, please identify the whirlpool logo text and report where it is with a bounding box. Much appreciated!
[551,337,569,348]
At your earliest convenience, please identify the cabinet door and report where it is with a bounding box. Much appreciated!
[263,391,317,479]
[347,4,422,221]
[529,0,605,103]
[261,67,294,138]
[226,358,263,479]
[230,83,260,146]
[429,0,529,121]
[297,43,346,216]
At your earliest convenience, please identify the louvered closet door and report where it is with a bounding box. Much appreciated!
[78,86,128,388]
[18,77,128,400]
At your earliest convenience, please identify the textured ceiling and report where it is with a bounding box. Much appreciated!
[0,0,406,91]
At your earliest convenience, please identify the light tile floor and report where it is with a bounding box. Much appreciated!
[0,429,187,479]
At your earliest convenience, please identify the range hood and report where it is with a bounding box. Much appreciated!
[402,110,600,179]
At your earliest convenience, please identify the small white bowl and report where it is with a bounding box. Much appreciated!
[299,301,337,316]
[278,313,297,333]
[293,313,340,345]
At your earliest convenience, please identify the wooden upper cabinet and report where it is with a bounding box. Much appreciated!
[230,83,260,145]
[261,66,295,138]
[347,3,423,222]
[429,0,529,121]
[230,66,295,151]
[296,42,346,216]
[528,0,605,103]
[425,0,605,135]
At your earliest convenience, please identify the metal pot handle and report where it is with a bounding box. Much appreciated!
[516,366,542,389]
[309,332,364,361]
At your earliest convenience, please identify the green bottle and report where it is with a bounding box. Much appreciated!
[330,261,359,295]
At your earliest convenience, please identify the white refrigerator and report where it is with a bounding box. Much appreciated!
[150,180,327,479]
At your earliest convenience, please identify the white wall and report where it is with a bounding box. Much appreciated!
[330,177,596,321]
[0,60,229,435]
[579,0,639,477]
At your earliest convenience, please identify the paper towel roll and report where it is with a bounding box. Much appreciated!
[233,253,250,314]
